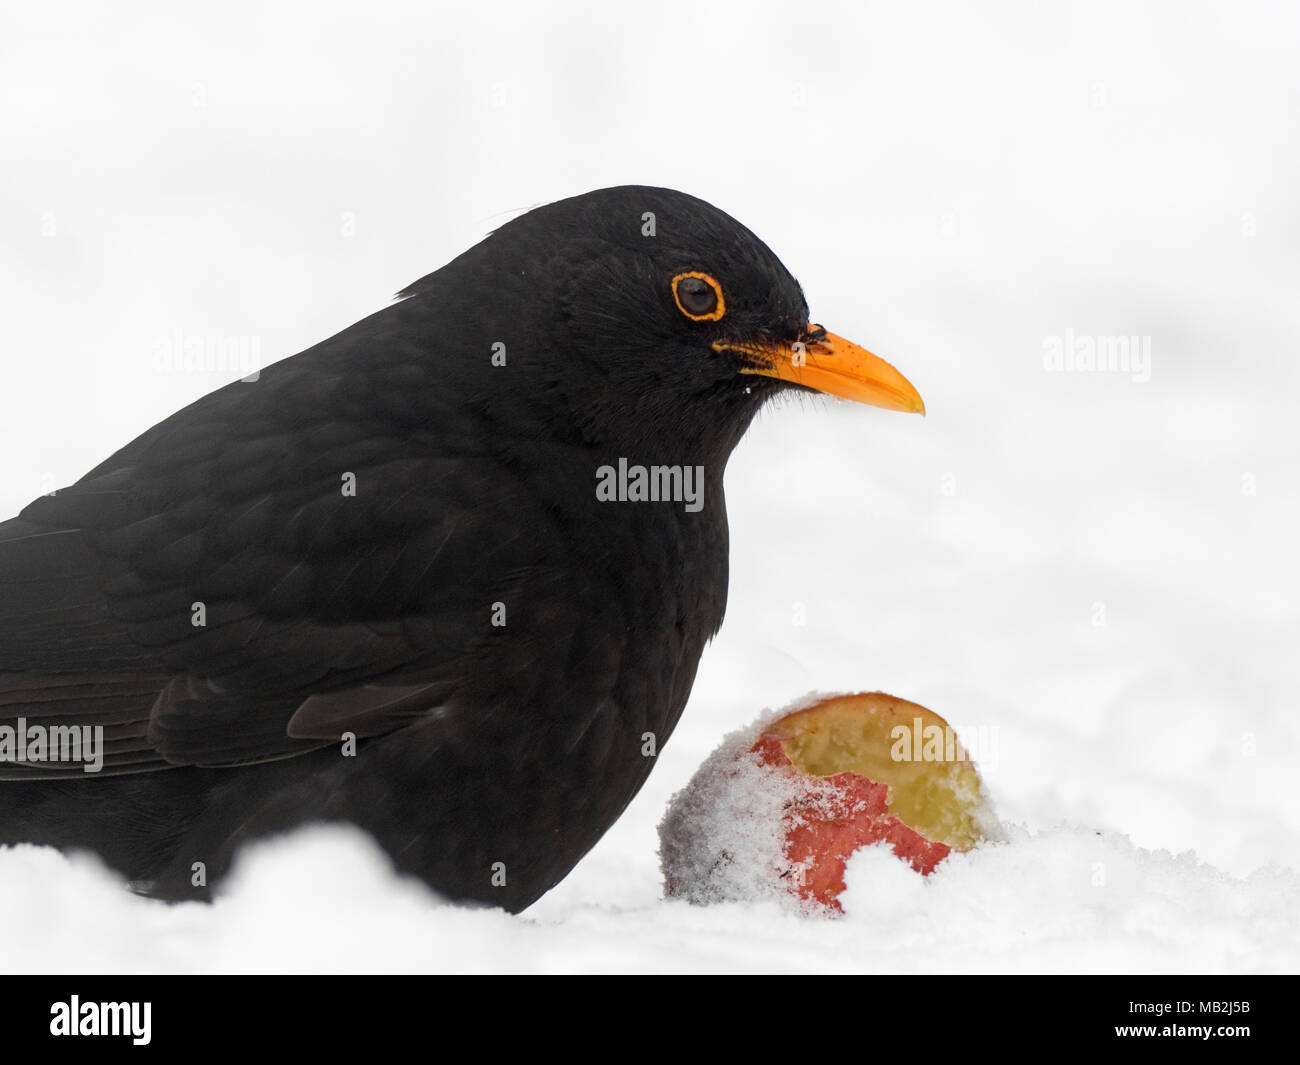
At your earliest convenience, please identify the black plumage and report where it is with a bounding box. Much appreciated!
[0,186,921,910]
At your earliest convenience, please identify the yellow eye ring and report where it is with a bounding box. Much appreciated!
[671,272,725,322]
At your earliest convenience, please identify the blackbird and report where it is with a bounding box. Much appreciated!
[0,186,923,910]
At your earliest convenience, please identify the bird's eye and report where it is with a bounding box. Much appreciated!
[672,272,725,322]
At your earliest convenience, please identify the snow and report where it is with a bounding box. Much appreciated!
[2,0,1299,972]
[6,823,1292,974]
[657,699,818,909]
[836,830,1300,974]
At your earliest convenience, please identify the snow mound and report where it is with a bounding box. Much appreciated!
[2,819,1294,973]
[839,826,1300,972]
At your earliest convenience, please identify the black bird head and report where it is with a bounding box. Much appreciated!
[398,186,923,459]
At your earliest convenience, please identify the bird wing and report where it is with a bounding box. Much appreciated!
[0,328,555,778]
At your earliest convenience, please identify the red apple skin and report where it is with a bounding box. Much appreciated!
[752,733,952,911]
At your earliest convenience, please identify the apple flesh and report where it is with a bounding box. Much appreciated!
[751,692,989,910]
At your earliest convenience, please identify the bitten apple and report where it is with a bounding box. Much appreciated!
[752,692,990,909]
[660,691,994,910]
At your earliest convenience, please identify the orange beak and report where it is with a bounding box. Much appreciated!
[714,326,925,415]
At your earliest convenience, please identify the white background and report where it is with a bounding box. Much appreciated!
[1,0,1297,972]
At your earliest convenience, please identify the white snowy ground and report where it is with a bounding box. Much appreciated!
[1,1,1298,972]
